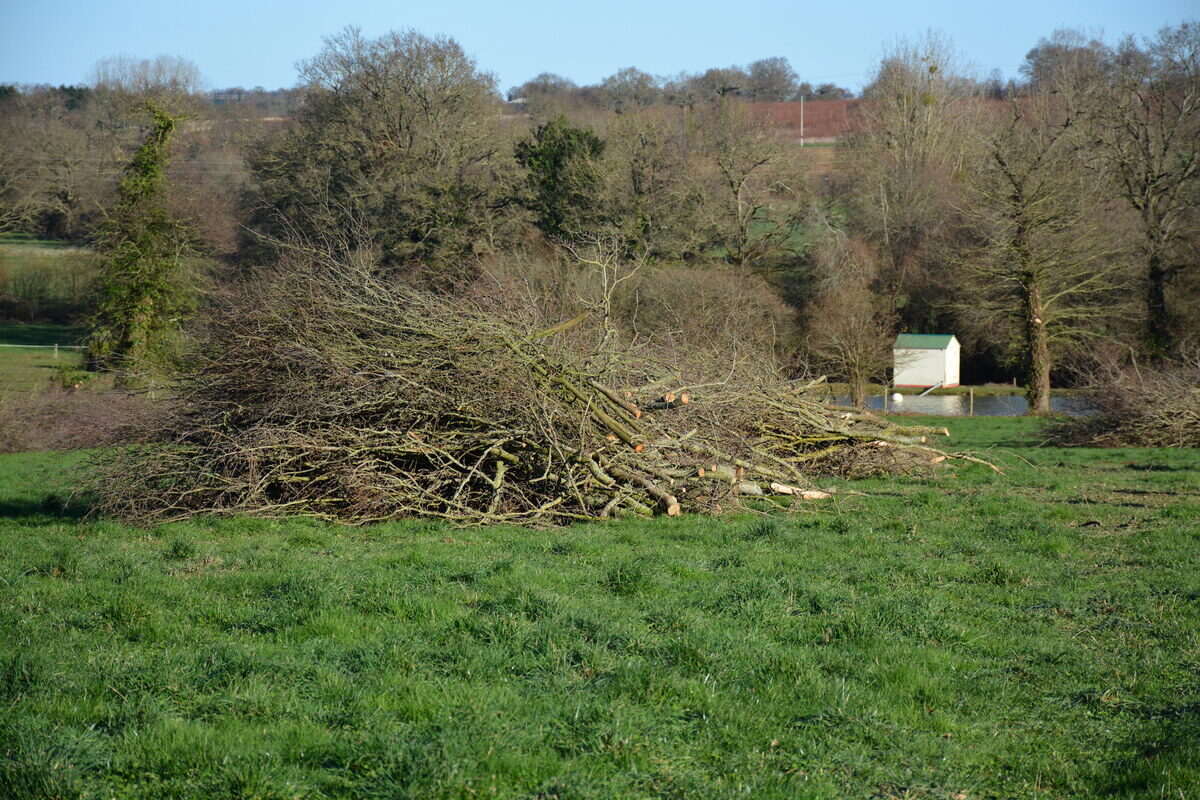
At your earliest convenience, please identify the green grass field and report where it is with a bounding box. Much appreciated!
[1,418,1197,799]
[0,322,85,391]
[0,236,95,323]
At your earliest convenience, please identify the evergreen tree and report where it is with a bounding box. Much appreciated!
[515,115,606,239]
[87,103,194,375]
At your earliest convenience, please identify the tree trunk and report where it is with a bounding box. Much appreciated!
[1145,246,1171,357]
[851,376,868,408]
[1024,277,1052,415]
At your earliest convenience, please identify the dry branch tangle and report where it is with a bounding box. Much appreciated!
[92,265,982,525]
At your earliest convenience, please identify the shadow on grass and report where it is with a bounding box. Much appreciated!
[0,322,84,347]
[1096,708,1200,798]
[0,493,92,522]
[1126,463,1195,472]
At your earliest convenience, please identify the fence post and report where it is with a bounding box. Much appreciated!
[968,387,974,416]
[54,343,58,359]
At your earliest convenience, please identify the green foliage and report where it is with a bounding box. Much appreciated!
[55,85,91,110]
[85,104,195,375]
[1,418,1197,798]
[242,28,522,272]
[49,364,91,391]
[515,115,606,239]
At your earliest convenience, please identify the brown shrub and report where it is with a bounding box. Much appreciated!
[1044,351,1200,447]
[0,388,151,453]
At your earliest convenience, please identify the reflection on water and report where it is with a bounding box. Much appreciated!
[830,394,1092,417]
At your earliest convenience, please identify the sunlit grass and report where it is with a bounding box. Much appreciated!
[1,418,1197,798]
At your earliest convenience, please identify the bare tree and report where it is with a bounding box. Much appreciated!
[846,33,977,314]
[691,67,749,101]
[507,72,577,102]
[87,54,205,118]
[958,94,1127,414]
[747,57,799,101]
[506,72,580,119]
[662,72,701,109]
[694,98,806,268]
[0,89,123,240]
[89,54,203,96]
[598,67,661,113]
[804,232,896,407]
[243,27,523,270]
[1020,28,1110,91]
[600,109,701,257]
[1076,23,1200,355]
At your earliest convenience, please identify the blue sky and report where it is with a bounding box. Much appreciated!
[0,0,1195,92]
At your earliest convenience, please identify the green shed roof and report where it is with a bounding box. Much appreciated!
[894,334,956,350]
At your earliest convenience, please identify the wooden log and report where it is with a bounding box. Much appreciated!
[605,464,682,516]
[646,393,687,411]
[532,310,591,338]
[590,381,643,419]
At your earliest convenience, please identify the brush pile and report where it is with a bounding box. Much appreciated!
[92,263,983,525]
[1045,356,1200,448]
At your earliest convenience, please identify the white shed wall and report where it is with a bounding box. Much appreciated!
[944,341,960,387]
[894,349,946,387]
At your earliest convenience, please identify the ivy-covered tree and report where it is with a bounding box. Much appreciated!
[515,115,606,240]
[86,103,195,375]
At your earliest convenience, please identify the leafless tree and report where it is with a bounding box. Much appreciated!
[87,54,205,119]
[599,109,702,258]
[0,90,123,240]
[694,98,807,268]
[804,232,896,406]
[747,57,800,101]
[88,54,203,97]
[957,94,1128,414]
[845,33,977,312]
[691,67,750,101]
[1074,23,1200,355]
[1020,28,1110,91]
[243,27,524,270]
[598,67,661,113]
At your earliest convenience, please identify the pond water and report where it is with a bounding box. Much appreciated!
[830,394,1093,417]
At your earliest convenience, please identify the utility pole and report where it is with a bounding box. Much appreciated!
[799,94,805,147]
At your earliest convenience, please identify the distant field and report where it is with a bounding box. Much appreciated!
[0,236,95,323]
[1,417,1196,799]
[0,321,83,346]
[0,322,84,391]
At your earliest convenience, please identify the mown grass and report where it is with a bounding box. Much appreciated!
[1,418,1197,799]
[0,320,85,392]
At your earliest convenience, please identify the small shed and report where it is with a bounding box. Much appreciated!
[893,334,960,388]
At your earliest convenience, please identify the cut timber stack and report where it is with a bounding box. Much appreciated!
[92,264,990,525]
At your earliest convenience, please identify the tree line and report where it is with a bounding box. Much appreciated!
[0,24,1196,409]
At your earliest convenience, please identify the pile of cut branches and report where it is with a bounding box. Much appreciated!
[1045,357,1200,448]
[91,263,985,525]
